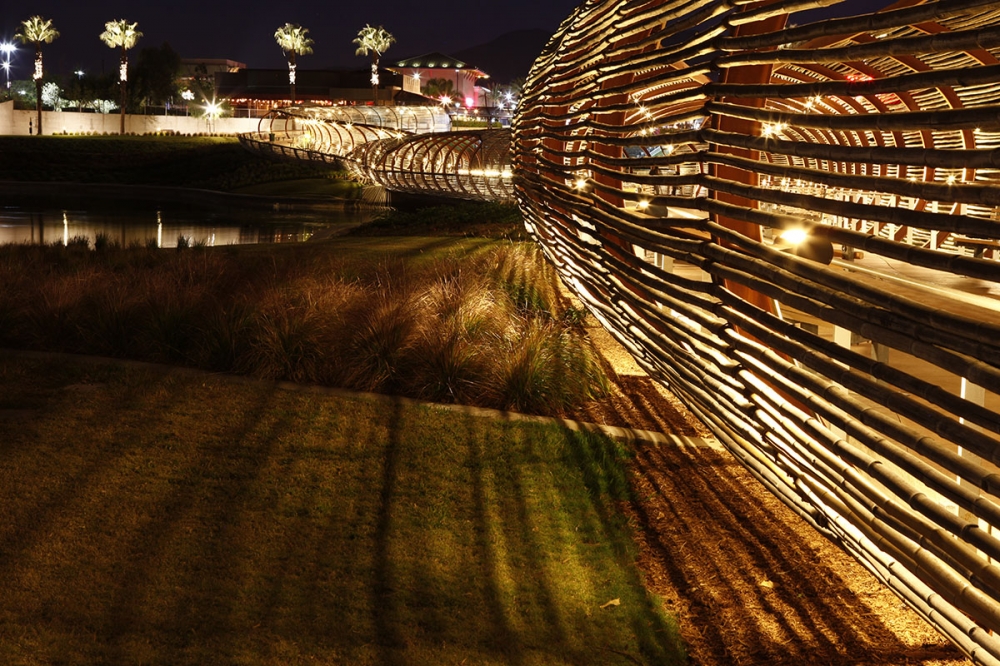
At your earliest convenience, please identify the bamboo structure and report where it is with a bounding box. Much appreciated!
[345,129,515,201]
[238,107,513,201]
[511,0,1000,662]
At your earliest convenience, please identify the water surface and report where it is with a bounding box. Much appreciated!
[0,205,375,248]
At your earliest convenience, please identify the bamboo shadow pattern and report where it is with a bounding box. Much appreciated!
[626,439,965,665]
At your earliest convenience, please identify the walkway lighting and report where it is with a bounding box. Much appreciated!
[780,228,808,245]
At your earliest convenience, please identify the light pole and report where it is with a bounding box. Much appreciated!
[0,42,15,92]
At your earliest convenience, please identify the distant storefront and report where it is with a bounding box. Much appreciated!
[388,52,489,109]
[214,68,438,106]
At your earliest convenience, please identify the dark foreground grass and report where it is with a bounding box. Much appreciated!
[350,202,529,240]
[0,135,358,196]
[0,354,684,665]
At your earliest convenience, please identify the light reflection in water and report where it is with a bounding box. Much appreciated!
[0,206,375,248]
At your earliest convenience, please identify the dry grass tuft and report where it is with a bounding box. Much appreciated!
[0,238,607,416]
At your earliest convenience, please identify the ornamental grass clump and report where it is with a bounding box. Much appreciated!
[490,317,608,414]
[477,242,561,317]
[340,292,422,393]
[0,239,607,417]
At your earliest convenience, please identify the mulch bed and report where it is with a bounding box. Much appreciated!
[567,325,971,666]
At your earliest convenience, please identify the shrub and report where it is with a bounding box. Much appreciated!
[0,239,609,416]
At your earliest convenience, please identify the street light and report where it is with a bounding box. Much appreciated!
[0,42,14,90]
[203,98,222,132]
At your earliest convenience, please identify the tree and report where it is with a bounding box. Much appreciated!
[100,19,143,134]
[133,42,182,109]
[273,23,313,105]
[63,72,117,113]
[423,77,454,99]
[15,16,59,136]
[353,25,395,106]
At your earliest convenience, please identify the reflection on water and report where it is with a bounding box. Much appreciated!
[0,205,375,248]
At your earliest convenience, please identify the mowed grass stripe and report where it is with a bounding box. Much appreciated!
[0,356,685,665]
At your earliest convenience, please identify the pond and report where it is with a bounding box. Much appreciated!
[0,205,377,248]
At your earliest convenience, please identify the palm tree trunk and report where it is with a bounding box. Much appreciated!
[119,49,127,135]
[288,51,297,104]
[34,79,42,136]
[34,44,42,136]
[371,54,378,106]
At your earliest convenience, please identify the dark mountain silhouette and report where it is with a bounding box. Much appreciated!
[452,29,551,85]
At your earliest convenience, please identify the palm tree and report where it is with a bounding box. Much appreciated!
[353,25,395,106]
[100,19,143,135]
[274,23,314,105]
[15,16,59,136]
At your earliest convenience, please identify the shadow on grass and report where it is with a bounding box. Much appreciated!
[0,355,682,665]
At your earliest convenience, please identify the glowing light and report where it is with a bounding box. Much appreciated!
[119,60,128,82]
[0,42,14,57]
[575,178,587,190]
[780,228,808,245]
[181,89,195,101]
[34,54,43,80]
[947,174,957,184]
[762,122,787,138]
[204,100,222,118]
[465,96,474,108]
[637,200,650,210]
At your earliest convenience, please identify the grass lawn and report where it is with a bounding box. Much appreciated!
[0,354,684,665]
[0,135,360,198]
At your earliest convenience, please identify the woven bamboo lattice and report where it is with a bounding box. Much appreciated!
[511,0,1000,662]
[345,129,515,201]
[239,107,412,163]
[238,107,512,201]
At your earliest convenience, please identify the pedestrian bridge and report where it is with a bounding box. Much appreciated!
[241,2,1000,662]
[238,106,514,202]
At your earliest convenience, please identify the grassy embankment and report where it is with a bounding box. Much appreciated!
[0,353,685,665]
[0,135,359,198]
[0,138,687,663]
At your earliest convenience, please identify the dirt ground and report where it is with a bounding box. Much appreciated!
[569,323,972,666]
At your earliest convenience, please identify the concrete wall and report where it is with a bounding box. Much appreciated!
[0,101,263,136]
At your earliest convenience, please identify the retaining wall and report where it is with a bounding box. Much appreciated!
[0,101,262,136]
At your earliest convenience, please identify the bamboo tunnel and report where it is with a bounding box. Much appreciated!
[512,0,1000,662]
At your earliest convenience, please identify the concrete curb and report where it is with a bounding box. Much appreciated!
[1,347,720,449]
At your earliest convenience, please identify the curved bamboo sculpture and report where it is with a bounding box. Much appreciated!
[238,107,512,200]
[512,0,1000,662]
[346,129,515,201]
[239,108,411,164]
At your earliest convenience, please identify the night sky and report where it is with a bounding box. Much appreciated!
[0,0,583,78]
